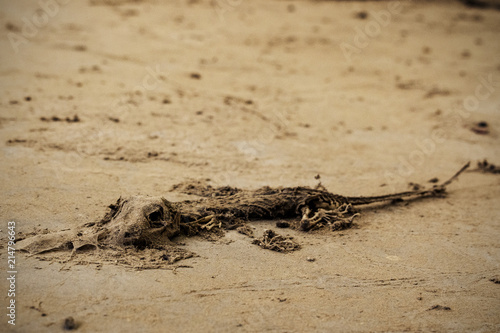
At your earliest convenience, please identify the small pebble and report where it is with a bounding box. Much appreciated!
[63,316,77,330]
[190,73,201,79]
[355,11,368,19]
[276,221,290,228]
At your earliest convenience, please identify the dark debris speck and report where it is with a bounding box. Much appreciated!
[63,316,77,330]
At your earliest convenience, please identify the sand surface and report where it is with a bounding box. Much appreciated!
[1,0,500,332]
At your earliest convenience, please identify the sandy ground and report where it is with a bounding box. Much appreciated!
[1,0,500,332]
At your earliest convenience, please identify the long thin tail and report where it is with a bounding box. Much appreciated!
[346,162,470,206]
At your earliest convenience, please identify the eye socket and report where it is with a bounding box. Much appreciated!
[147,207,165,227]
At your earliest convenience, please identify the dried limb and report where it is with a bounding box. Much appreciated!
[347,162,470,205]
